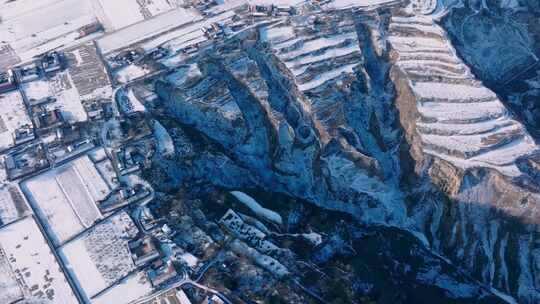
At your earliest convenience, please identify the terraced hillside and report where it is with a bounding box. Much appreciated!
[388,13,539,176]
[149,2,540,303]
[388,8,540,304]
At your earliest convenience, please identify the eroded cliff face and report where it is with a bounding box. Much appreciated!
[150,2,540,303]
[155,11,409,226]
[441,0,540,140]
[388,5,540,303]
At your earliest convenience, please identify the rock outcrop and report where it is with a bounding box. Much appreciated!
[150,2,540,302]
[388,4,540,303]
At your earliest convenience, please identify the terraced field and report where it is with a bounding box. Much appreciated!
[388,14,539,176]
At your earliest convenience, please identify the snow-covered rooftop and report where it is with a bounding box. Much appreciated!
[322,0,402,10]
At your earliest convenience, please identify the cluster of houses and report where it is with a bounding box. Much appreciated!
[0,52,64,95]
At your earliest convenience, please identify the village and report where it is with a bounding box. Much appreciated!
[0,0,406,303]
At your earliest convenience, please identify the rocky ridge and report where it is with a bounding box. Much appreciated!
[150,1,540,303]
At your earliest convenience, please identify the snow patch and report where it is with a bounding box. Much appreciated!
[230,191,283,225]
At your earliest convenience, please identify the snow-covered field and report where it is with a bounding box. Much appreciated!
[0,253,23,304]
[51,73,89,122]
[59,212,149,303]
[0,216,79,304]
[0,0,98,64]
[0,185,30,226]
[0,91,32,151]
[95,0,180,31]
[21,156,109,245]
[91,272,153,304]
[64,43,113,102]
[115,65,152,84]
[0,0,189,66]
[230,191,282,225]
[388,14,539,176]
[261,18,362,92]
[97,8,201,55]
[94,158,120,190]
[21,80,52,101]
[323,0,402,9]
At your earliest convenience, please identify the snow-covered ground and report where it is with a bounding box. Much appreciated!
[230,191,283,225]
[20,72,88,123]
[21,156,109,245]
[93,155,120,190]
[178,252,199,268]
[64,43,113,101]
[0,0,98,64]
[0,91,32,151]
[21,80,52,101]
[0,0,189,65]
[50,73,89,122]
[153,120,175,157]
[20,42,112,123]
[0,251,23,304]
[0,216,79,304]
[95,0,179,31]
[143,7,231,53]
[261,18,362,92]
[91,271,153,304]
[388,14,540,176]
[59,211,148,303]
[116,88,147,114]
[97,8,201,55]
[0,184,31,226]
[60,235,108,299]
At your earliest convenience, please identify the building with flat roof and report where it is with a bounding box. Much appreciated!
[129,235,161,267]
[0,70,16,94]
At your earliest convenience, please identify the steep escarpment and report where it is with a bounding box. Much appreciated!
[148,3,540,303]
[440,0,540,140]
[388,9,540,303]
[156,11,408,225]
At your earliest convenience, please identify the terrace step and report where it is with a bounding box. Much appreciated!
[404,65,471,78]
[417,100,507,124]
[409,74,481,86]
[417,96,499,104]
[417,119,516,136]
[389,25,444,40]
[398,61,469,75]
[421,125,526,159]
[397,54,462,65]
